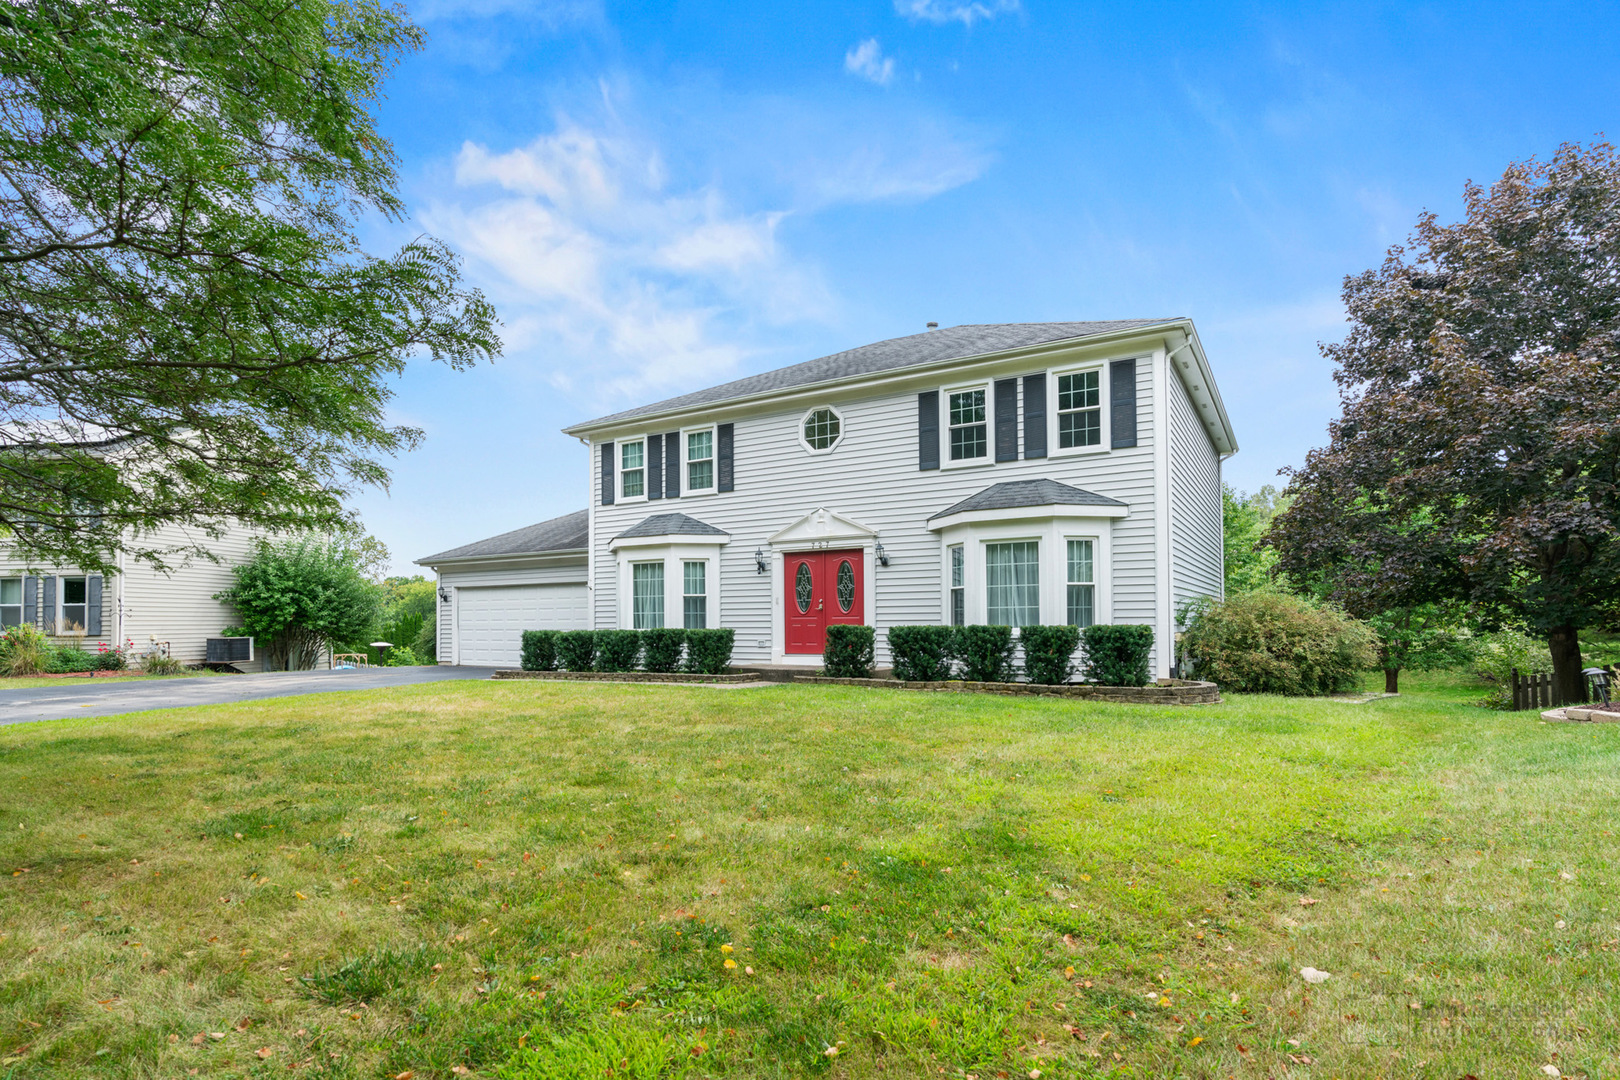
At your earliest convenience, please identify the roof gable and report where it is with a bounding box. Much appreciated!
[929,480,1129,521]
[416,509,587,564]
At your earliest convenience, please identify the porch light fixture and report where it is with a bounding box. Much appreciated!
[754,547,768,574]
[437,584,451,604]
[875,541,889,567]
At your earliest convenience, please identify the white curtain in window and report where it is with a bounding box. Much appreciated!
[632,562,664,629]
[986,541,1039,626]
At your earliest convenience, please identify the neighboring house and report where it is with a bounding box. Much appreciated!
[0,522,269,669]
[421,319,1236,675]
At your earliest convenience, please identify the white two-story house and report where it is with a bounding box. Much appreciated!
[420,319,1237,676]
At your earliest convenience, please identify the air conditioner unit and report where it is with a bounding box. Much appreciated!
[205,636,254,663]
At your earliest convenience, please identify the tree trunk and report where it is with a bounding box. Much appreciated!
[1548,625,1586,705]
[1384,668,1400,694]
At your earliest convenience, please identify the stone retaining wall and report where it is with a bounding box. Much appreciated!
[792,675,1221,705]
[492,670,756,685]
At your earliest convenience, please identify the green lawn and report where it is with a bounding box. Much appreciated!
[0,675,1615,1079]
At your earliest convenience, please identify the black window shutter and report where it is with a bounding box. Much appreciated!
[43,575,56,634]
[87,574,103,635]
[22,575,36,627]
[1110,358,1138,448]
[917,390,940,470]
[647,436,664,499]
[664,432,680,497]
[994,378,1019,462]
[717,423,735,492]
[1022,372,1047,458]
[600,442,615,505]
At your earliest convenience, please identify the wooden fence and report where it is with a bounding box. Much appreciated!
[1511,665,1618,711]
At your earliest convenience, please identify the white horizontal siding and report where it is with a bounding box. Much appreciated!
[590,357,1161,665]
[1168,370,1223,623]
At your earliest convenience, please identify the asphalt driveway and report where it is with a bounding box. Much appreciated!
[0,665,495,726]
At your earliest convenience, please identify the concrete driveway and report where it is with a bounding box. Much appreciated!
[0,665,495,726]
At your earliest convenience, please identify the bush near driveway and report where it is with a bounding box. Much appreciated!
[1,672,1613,1079]
[555,630,596,672]
[594,630,642,673]
[519,630,558,672]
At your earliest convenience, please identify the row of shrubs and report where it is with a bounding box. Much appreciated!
[823,623,1156,686]
[0,624,187,677]
[520,628,736,675]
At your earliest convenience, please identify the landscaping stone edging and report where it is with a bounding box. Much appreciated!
[1543,706,1620,723]
[792,675,1221,704]
[492,669,755,685]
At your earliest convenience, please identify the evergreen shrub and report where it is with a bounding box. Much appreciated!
[519,630,558,672]
[822,624,875,678]
[594,630,642,672]
[642,628,686,673]
[886,625,957,681]
[684,628,735,675]
[954,625,1016,683]
[555,630,596,672]
[1021,624,1081,685]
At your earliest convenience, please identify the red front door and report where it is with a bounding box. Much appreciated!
[784,549,865,654]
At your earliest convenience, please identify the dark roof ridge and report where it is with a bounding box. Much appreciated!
[416,508,588,564]
[929,479,1129,521]
[613,512,729,540]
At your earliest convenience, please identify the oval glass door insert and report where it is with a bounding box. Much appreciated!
[836,559,855,612]
[795,562,813,613]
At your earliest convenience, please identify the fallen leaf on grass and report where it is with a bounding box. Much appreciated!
[1300,967,1331,984]
[1298,896,1319,907]
[207,1033,226,1041]
[255,1048,272,1059]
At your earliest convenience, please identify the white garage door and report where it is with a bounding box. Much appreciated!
[456,584,588,667]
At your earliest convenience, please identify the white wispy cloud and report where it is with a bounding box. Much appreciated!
[844,39,895,85]
[894,0,1019,26]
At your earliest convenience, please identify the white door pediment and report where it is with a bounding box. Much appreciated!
[768,507,878,547]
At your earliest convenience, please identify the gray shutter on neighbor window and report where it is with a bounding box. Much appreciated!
[664,432,680,497]
[994,378,1019,462]
[22,575,36,627]
[1022,372,1047,459]
[917,390,940,470]
[600,442,615,505]
[717,423,735,492]
[647,436,664,499]
[86,574,102,636]
[43,575,56,634]
[1110,358,1138,448]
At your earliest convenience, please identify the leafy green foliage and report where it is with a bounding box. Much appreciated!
[594,630,643,673]
[641,628,686,674]
[1269,140,1620,702]
[142,651,185,675]
[48,646,97,674]
[411,616,437,664]
[886,625,957,681]
[1079,624,1155,687]
[953,625,1016,683]
[0,624,52,676]
[1366,603,1478,692]
[822,624,875,678]
[1021,624,1080,685]
[0,0,499,574]
[1223,484,1287,595]
[1473,628,1554,709]
[94,645,127,671]
[382,644,418,667]
[555,631,596,672]
[215,538,382,670]
[683,629,734,675]
[520,630,559,672]
[1181,592,1376,695]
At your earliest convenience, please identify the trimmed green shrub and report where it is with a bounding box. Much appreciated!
[887,625,956,681]
[0,624,52,676]
[595,630,642,673]
[955,625,1016,683]
[50,646,98,674]
[95,646,127,671]
[555,630,596,672]
[1021,624,1080,685]
[1180,592,1376,695]
[823,624,875,679]
[642,628,686,673]
[684,628,734,675]
[520,630,558,672]
[1080,624,1155,687]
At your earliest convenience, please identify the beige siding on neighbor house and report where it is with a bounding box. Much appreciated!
[1168,365,1224,623]
[588,336,1173,670]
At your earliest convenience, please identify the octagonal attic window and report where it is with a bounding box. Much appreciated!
[801,406,843,452]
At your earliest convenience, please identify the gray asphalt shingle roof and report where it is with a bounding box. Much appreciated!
[416,509,588,564]
[929,479,1128,521]
[614,512,729,540]
[569,320,1177,430]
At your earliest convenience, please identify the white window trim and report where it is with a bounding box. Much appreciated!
[629,559,667,630]
[1048,361,1111,458]
[797,404,846,455]
[940,379,994,470]
[681,558,711,629]
[611,540,725,630]
[0,575,22,629]
[983,536,1042,628]
[682,425,718,496]
[934,517,1114,627]
[618,435,650,503]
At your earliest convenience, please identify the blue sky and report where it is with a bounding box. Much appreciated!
[355,0,1620,571]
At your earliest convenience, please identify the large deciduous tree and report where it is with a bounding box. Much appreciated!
[0,0,498,573]
[1270,141,1620,703]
